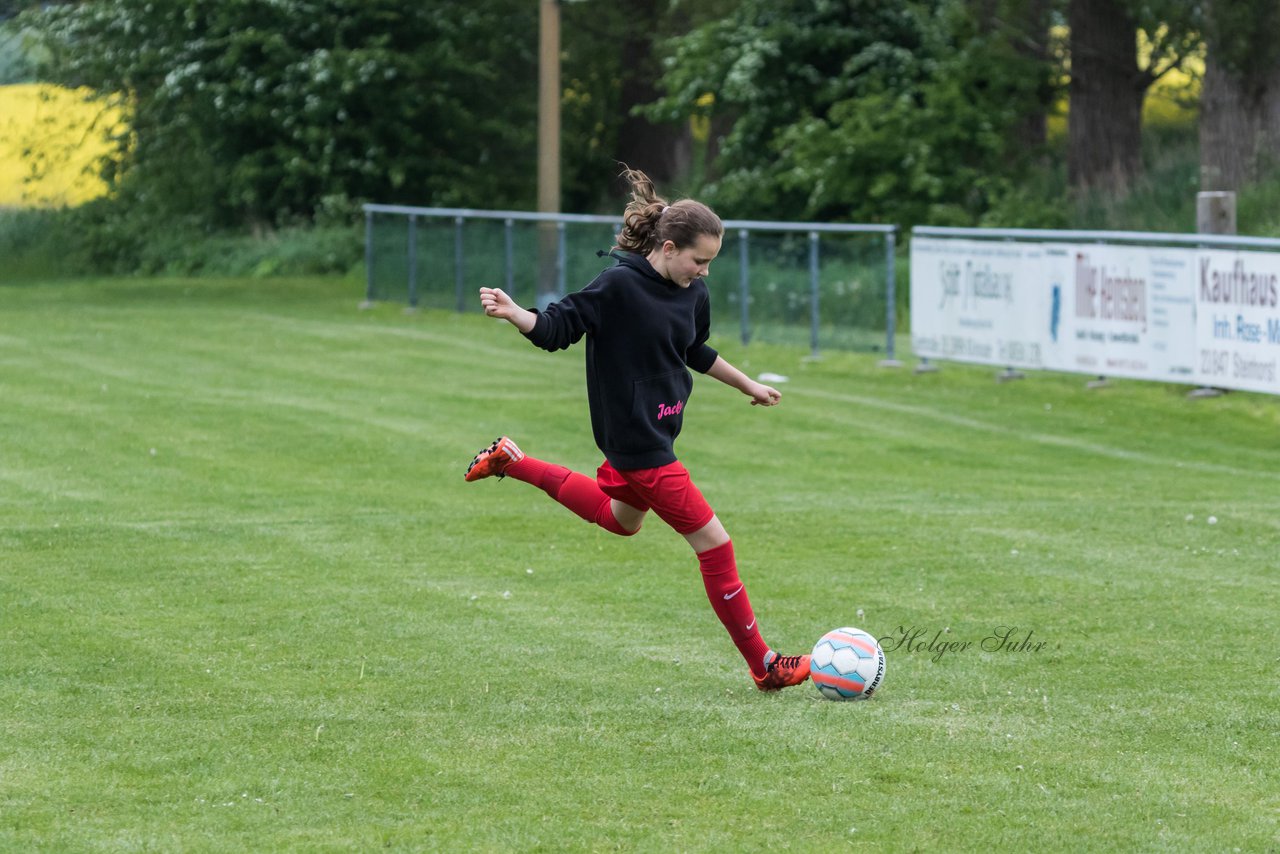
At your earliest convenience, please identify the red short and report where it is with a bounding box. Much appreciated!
[596,460,715,535]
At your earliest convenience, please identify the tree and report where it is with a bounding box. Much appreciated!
[1066,0,1200,193]
[647,0,1059,225]
[21,0,539,228]
[1199,0,1280,191]
[1067,0,1140,191]
[557,0,738,211]
[973,0,1056,152]
[558,0,681,211]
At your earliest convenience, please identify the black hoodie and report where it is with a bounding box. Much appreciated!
[523,251,719,469]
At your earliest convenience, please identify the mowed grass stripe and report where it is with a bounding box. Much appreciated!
[1,276,1277,851]
[7,311,571,404]
[791,384,1280,478]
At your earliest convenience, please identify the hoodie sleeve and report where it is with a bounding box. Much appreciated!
[685,284,719,373]
[523,277,608,352]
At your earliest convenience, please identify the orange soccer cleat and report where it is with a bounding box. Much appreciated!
[464,436,525,482]
[753,652,811,692]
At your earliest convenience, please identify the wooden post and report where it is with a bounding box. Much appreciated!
[1190,191,1236,398]
[536,0,562,309]
[1196,191,1236,235]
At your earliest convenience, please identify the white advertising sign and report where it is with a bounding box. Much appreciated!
[1055,244,1197,383]
[910,238,1050,370]
[1194,250,1280,394]
[911,235,1280,396]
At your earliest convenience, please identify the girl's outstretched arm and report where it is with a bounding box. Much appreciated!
[478,287,536,334]
[705,356,781,406]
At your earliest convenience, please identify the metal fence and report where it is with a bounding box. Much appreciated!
[914,224,1280,250]
[363,204,900,358]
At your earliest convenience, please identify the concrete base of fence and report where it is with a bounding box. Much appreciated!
[1187,386,1227,399]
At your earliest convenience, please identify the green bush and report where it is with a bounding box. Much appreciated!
[129,224,363,278]
[1236,168,1280,236]
[0,207,87,280]
[977,123,1278,238]
[0,203,362,281]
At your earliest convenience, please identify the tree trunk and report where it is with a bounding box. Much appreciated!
[613,0,686,185]
[1012,0,1052,150]
[1067,0,1146,193]
[1200,52,1261,190]
[1200,20,1280,190]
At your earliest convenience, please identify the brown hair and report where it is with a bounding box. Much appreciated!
[614,167,723,253]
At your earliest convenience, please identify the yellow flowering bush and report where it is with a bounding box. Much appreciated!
[0,83,122,208]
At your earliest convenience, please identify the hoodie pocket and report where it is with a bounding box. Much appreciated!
[631,368,694,440]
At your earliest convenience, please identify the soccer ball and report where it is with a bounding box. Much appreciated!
[810,627,885,701]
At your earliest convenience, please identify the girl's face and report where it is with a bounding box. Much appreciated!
[657,233,721,288]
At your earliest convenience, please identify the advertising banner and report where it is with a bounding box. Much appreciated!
[1194,250,1280,394]
[910,235,1278,396]
[1054,244,1197,383]
[909,238,1050,370]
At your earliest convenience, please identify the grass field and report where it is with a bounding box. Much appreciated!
[2,276,1278,852]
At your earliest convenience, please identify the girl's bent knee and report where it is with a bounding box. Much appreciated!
[601,515,641,537]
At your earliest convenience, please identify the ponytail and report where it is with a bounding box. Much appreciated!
[614,166,723,254]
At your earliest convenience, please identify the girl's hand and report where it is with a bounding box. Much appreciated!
[478,287,537,333]
[479,286,518,320]
[705,356,781,407]
[747,381,781,406]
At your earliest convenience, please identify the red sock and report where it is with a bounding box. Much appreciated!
[697,540,772,677]
[506,456,634,536]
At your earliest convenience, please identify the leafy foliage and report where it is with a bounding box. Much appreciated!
[8,0,1278,274]
[648,0,1058,226]
[0,204,361,280]
[556,0,740,211]
[20,0,539,228]
[1207,0,1280,76]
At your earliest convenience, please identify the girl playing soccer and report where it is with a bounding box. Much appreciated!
[464,168,810,691]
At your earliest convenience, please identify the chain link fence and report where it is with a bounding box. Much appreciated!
[364,204,899,358]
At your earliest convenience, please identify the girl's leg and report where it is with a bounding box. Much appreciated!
[465,437,643,536]
[609,499,646,532]
[683,515,771,676]
[685,516,809,690]
[510,455,644,536]
[623,463,807,688]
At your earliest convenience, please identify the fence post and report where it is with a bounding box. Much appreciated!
[1188,192,1237,398]
[739,229,751,346]
[1197,191,1237,235]
[809,231,820,358]
[362,208,374,308]
[454,216,466,313]
[407,214,419,309]
[879,229,902,367]
[504,218,515,302]
[556,221,567,298]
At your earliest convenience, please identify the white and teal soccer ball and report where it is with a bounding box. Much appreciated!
[810,627,885,701]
